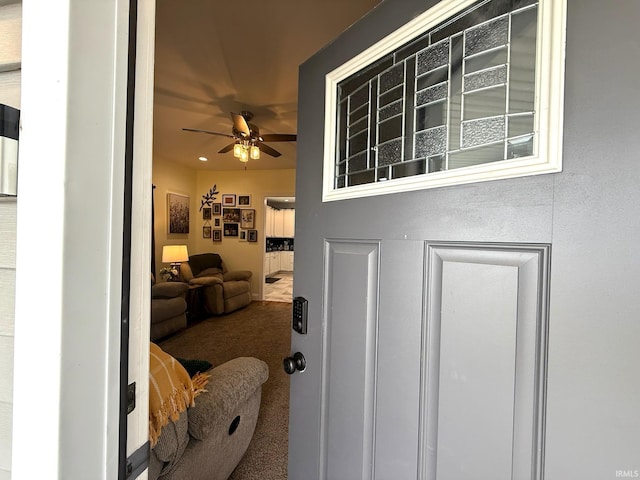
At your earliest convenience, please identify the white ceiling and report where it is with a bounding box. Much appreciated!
[153,0,382,172]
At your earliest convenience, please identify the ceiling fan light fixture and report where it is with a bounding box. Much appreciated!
[184,111,296,161]
[233,143,243,158]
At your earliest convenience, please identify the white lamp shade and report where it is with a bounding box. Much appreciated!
[162,245,189,263]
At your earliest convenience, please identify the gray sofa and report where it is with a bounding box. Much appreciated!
[151,275,189,341]
[149,357,269,480]
[180,253,252,316]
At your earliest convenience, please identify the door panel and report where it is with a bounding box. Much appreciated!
[322,241,379,480]
[374,241,424,479]
[421,244,549,480]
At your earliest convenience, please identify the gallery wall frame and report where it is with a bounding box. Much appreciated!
[224,223,239,237]
[241,209,255,229]
[212,203,222,215]
[223,207,241,223]
[238,194,252,207]
[222,194,236,207]
[213,229,222,242]
[167,192,189,234]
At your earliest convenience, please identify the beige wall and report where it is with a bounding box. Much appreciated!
[152,156,295,297]
[0,2,20,479]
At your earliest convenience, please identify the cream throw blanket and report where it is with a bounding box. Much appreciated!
[149,342,210,447]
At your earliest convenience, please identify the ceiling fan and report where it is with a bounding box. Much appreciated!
[183,111,296,161]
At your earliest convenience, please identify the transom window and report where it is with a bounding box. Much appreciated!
[323,0,566,201]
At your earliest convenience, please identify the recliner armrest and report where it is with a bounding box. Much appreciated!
[223,270,252,282]
[187,357,269,441]
[151,281,188,299]
[189,276,223,286]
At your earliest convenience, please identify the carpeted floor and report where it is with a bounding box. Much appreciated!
[159,301,291,480]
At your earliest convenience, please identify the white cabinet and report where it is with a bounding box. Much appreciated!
[273,209,285,237]
[266,207,295,238]
[265,206,275,237]
[265,251,294,276]
[281,251,294,271]
[268,252,280,275]
[283,209,295,238]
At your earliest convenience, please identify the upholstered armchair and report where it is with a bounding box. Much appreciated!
[180,253,252,315]
[148,343,269,480]
[151,274,189,341]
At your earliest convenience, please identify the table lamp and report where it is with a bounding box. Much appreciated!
[161,245,189,280]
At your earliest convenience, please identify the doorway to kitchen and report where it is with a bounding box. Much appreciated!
[263,196,295,302]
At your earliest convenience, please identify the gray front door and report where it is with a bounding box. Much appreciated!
[288,1,640,479]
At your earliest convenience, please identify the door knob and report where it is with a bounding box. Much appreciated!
[283,352,306,375]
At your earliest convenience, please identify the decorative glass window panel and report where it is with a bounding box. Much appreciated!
[323,0,566,201]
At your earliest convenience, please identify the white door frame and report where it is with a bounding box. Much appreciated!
[12,0,155,478]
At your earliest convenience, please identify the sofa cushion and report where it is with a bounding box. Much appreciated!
[196,267,223,278]
[188,253,223,277]
[189,276,222,286]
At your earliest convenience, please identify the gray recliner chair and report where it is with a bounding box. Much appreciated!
[149,356,269,480]
[151,274,189,341]
[180,253,252,315]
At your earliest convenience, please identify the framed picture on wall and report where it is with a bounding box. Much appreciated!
[167,192,189,234]
[212,203,222,215]
[239,230,247,241]
[222,194,236,207]
[224,223,239,237]
[203,226,211,238]
[240,209,255,229]
[247,229,258,242]
[223,207,241,223]
[212,229,222,242]
[238,194,252,207]
[214,218,221,227]
[202,207,212,220]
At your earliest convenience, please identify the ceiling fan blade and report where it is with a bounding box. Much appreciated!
[231,112,251,137]
[218,143,235,154]
[182,128,234,139]
[260,134,297,142]
[257,142,282,158]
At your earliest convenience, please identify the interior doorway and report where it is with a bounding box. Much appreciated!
[263,196,295,302]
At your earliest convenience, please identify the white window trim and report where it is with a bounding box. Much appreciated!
[322,0,566,202]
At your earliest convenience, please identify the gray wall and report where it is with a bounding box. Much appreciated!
[0,2,20,478]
